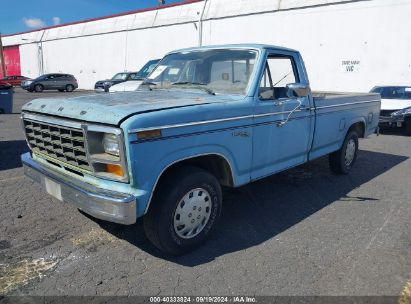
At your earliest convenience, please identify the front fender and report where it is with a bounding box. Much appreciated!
[129,140,251,216]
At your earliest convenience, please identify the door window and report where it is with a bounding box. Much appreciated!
[259,56,298,100]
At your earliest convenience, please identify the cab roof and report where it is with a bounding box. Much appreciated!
[169,43,299,54]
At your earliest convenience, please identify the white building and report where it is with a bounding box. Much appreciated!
[2,0,411,91]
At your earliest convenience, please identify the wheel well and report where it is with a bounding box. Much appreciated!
[349,121,365,138]
[156,154,234,189]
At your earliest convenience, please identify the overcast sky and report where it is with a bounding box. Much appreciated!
[1,0,183,35]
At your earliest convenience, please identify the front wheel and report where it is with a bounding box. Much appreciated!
[34,84,43,93]
[329,130,359,174]
[143,166,222,255]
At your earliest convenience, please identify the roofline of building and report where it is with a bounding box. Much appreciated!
[3,0,203,38]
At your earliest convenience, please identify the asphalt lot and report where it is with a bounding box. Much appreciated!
[0,88,410,298]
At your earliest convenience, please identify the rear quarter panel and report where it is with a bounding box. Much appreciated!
[309,92,380,160]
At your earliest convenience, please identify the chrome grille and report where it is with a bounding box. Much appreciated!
[23,118,91,171]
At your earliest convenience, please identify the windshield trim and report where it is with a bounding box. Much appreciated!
[145,47,261,97]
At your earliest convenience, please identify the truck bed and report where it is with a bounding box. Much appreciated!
[313,91,379,104]
[309,91,381,161]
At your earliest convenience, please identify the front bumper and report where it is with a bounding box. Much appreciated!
[21,152,137,225]
[379,115,404,127]
[21,84,32,90]
[94,83,111,92]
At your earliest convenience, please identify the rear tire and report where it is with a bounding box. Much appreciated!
[34,84,43,93]
[143,166,222,256]
[66,84,74,92]
[329,130,359,175]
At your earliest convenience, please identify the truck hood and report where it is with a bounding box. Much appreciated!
[22,90,241,125]
[381,98,411,111]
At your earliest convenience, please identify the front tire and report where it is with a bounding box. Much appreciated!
[144,166,222,255]
[34,84,43,93]
[329,130,359,174]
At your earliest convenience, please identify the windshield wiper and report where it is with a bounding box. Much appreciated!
[172,82,215,95]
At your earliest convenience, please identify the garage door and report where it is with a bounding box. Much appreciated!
[0,45,21,77]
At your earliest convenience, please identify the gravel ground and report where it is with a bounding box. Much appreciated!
[0,89,410,299]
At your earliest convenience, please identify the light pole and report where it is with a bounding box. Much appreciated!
[21,30,45,76]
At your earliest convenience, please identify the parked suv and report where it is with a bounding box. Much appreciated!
[21,74,78,93]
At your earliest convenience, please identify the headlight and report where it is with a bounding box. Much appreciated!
[86,126,128,182]
[392,107,411,116]
[103,133,120,156]
[391,109,404,116]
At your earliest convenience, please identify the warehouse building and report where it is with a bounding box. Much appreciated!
[2,0,410,91]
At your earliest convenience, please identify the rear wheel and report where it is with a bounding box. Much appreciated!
[329,130,359,174]
[144,166,222,255]
[34,84,43,93]
[66,84,74,92]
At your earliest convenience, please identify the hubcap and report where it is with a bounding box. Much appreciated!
[173,188,212,239]
[345,139,356,166]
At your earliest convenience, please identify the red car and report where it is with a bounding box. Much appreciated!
[0,80,12,89]
[1,75,30,86]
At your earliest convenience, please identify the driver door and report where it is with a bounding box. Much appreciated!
[251,52,313,180]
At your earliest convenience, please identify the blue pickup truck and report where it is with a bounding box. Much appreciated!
[21,44,381,255]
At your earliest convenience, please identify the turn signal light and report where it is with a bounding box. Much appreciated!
[137,129,162,140]
[106,164,124,177]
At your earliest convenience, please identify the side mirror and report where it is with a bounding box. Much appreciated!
[286,83,311,98]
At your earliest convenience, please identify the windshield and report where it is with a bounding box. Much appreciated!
[372,87,411,99]
[111,73,129,81]
[143,49,257,95]
[135,60,160,79]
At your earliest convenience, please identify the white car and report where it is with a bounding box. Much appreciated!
[109,59,160,92]
[371,86,411,135]
[109,79,144,92]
